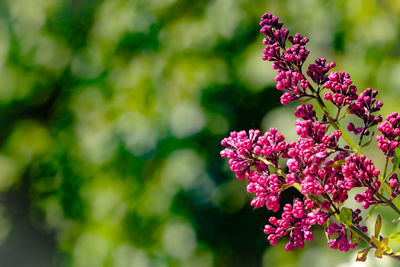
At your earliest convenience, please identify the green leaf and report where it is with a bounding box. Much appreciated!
[392,217,400,223]
[361,136,373,148]
[375,215,382,238]
[392,146,400,172]
[352,232,360,244]
[366,204,379,221]
[390,232,400,239]
[356,247,371,262]
[343,108,350,118]
[339,207,353,225]
[329,159,346,168]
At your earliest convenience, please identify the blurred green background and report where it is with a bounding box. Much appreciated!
[1,0,400,266]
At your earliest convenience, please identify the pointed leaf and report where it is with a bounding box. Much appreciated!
[392,217,400,223]
[339,207,353,225]
[390,232,400,239]
[343,108,350,118]
[356,248,371,262]
[366,204,379,221]
[324,223,330,242]
[375,215,382,238]
[392,146,400,172]
[361,137,373,148]
[352,232,360,244]
[330,159,346,168]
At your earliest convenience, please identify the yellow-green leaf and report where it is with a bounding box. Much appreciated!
[361,136,373,148]
[366,204,379,221]
[329,159,346,168]
[375,215,382,238]
[390,232,400,239]
[343,108,350,117]
[393,146,400,172]
[339,207,353,225]
[392,217,400,223]
[352,232,360,244]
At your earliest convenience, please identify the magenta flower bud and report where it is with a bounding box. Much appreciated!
[327,62,336,69]
[378,121,393,134]
[334,130,342,138]
[328,239,339,250]
[253,146,262,155]
[269,217,277,225]
[264,225,275,234]
[304,199,314,208]
[338,235,350,252]
[328,72,339,81]
[389,174,398,190]
[287,158,300,171]
[312,152,328,163]
[320,200,331,210]
[268,235,278,245]
[375,100,383,108]
[323,92,332,100]
[285,242,294,251]
[222,12,385,254]
[304,231,313,241]
[333,93,343,104]
[373,181,381,191]
[347,122,355,131]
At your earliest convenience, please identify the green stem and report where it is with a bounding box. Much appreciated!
[334,107,342,121]
[255,154,400,215]
[388,201,400,217]
[254,156,286,178]
[346,221,400,262]
[383,158,389,182]
[313,93,362,154]
[375,189,400,216]
[255,154,400,261]
[381,182,400,214]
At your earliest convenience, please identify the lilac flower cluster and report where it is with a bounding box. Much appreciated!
[342,154,381,209]
[377,112,400,157]
[323,71,358,108]
[276,71,309,105]
[327,209,367,252]
[221,12,400,257]
[220,122,378,249]
[263,198,327,251]
[260,13,310,105]
[348,88,383,137]
[307,58,336,85]
[389,174,400,199]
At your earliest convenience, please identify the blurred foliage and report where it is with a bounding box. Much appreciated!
[1,0,400,266]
